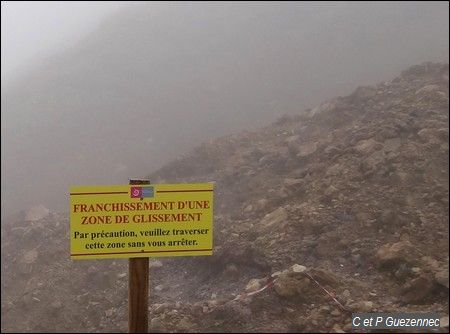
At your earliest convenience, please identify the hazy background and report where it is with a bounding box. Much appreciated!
[1,1,449,220]
[1,1,130,84]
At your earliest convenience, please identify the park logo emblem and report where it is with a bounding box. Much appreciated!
[130,186,154,198]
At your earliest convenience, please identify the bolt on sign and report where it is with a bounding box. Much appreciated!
[70,183,213,260]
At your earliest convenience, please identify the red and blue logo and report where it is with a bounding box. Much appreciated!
[130,186,154,198]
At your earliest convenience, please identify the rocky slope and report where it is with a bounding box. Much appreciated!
[1,62,449,332]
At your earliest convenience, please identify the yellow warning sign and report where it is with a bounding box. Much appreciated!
[70,183,213,260]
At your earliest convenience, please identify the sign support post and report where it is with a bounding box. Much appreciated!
[70,181,213,332]
[128,179,150,333]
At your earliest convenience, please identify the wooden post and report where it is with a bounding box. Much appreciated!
[129,179,150,333]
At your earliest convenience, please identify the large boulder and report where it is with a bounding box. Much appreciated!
[375,240,419,271]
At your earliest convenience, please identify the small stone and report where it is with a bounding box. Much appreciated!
[223,263,240,281]
[284,178,304,189]
[355,138,381,155]
[350,301,373,312]
[25,205,50,221]
[342,290,351,299]
[297,142,318,158]
[274,275,299,298]
[296,317,306,330]
[150,317,163,329]
[401,274,434,303]
[332,324,345,333]
[343,323,353,331]
[291,264,307,273]
[261,207,288,229]
[310,268,339,287]
[417,128,440,144]
[415,84,441,95]
[434,269,449,289]
[361,301,373,312]
[155,284,166,292]
[378,209,398,226]
[310,99,338,116]
[255,198,269,210]
[23,249,38,264]
[286,135,301,154]
[320,306,331,313]
[50,301,63,310]
[207,299,218,307]
[331,309,341,316]
[375,240,418,270]
[324,145,342,156]
[245,278,263,292]
[178,317,194,331]
[271,271,282,277]
[149,260,163,268]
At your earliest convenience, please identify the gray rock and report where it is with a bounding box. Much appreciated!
[154,284,167,292]
[22,249,38,264]
[434,269,449,289]
[149,260,163,268]
[25,205,50,222]
[297,142,318,158]
[245,278,265,292]
[383,138,402,152]
[330,309,341,317]
[355,138,382,155]
[255,198,269,211]
[274,275,299,298]
[350,301,374,312]
[324,145,342,156]
[243,204,253,213]
[223,263,240,281]
[401,274,434,304]
[309,99,338,116]
[261,207,288,229]
[332,324,345,333]
[286,135,301,154]
[415,84,441,95]
[291,264,307,273]
[378,209,398,226]
[375,240,418,270]
[417,128,440,144]
[310,268,339,287]
[283,178,304,189]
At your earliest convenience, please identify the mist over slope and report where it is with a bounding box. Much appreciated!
[1,62,448,333]
[2,2,448,218]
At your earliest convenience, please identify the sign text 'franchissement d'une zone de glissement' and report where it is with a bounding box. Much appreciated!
[70,183,213,260]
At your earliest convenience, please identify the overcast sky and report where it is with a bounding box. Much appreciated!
[1,1,131,82]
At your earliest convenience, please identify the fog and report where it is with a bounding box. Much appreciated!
[1,1,130,84]
[1,1,449,220]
